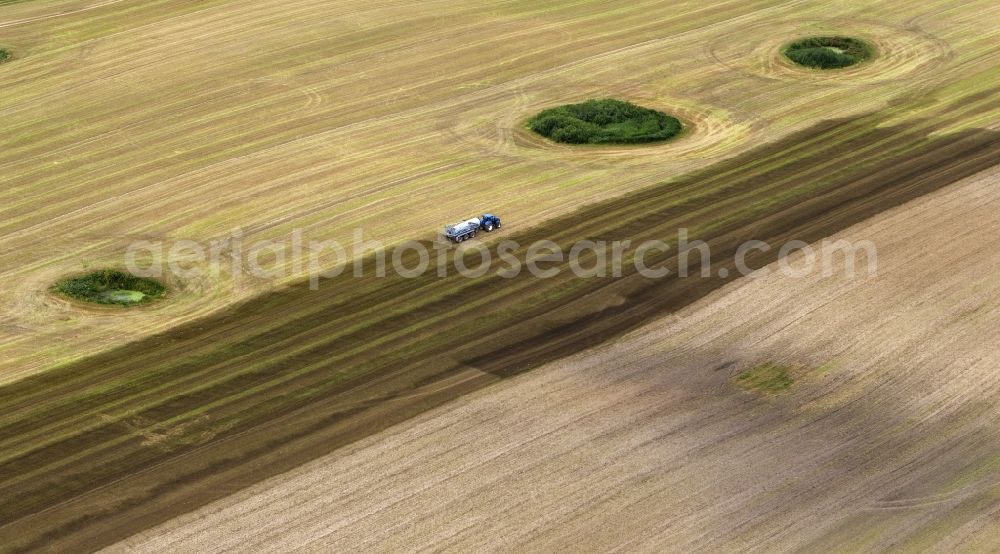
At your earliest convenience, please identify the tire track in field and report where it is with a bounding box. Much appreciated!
[1,0,801,216]
[705,17,955,87]
[0,0,132,29]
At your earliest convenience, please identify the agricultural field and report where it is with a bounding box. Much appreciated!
[109,166,1000,552]
[0,0,998,551]
[2,0,995,382]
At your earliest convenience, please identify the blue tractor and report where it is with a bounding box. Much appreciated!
[443,213,502,242]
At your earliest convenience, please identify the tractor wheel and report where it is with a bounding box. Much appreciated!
[484,224,493,232]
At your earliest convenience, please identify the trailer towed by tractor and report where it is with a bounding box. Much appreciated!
[443,213,501,242]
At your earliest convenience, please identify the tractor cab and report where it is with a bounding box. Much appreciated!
[480,213,501,231]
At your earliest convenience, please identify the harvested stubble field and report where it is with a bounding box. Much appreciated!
[2,0,995,381]
[0,0,999,551]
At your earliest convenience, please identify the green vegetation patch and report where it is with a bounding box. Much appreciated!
[783,36,874,69]
[53,269,166,306]
[735,362,794,393]
[0,49,11,64]
[527,98,682,145]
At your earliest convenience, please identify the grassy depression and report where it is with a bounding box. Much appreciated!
[527,99,682,144]
[736,363,794,393]
[53,270,166,306]
[783,36,875,69]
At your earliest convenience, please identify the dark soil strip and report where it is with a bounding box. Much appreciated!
[1,102,999,552]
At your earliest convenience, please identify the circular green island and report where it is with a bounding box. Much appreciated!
[527,98,683,145]
[53,269,166,306]
[782,36,874,69]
